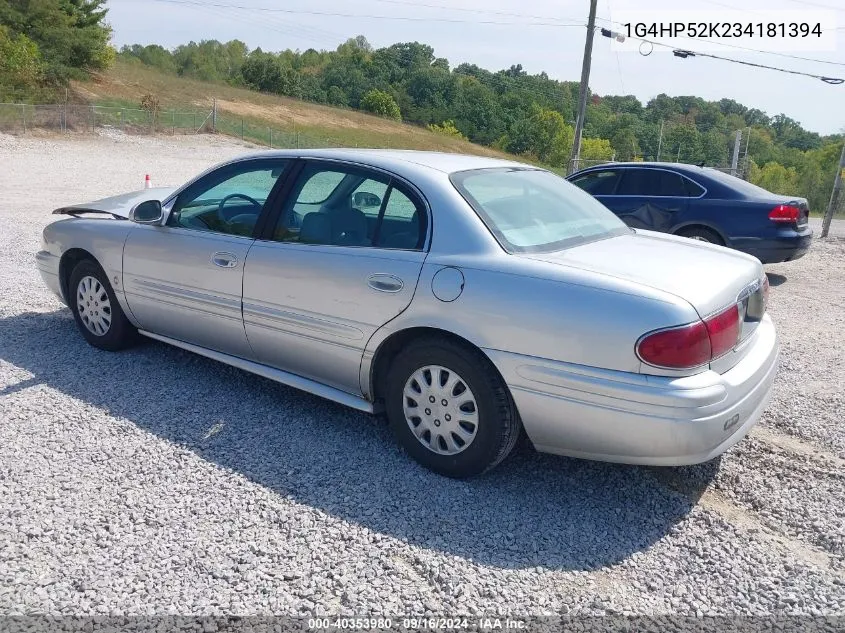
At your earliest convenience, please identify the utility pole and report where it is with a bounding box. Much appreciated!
[730,129,743,176]
[656,120,664,162]
[567,0,598,175]
[821,142,845,238]
[741,126,751,178]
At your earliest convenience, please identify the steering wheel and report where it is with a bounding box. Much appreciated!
[217,193,262,226]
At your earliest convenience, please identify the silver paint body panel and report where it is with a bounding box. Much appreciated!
[37,149,779,466]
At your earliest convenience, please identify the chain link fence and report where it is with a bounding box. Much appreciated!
[0,103,216,135]
[0,103,391,150]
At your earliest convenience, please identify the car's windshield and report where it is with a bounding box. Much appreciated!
[450,167,630,253]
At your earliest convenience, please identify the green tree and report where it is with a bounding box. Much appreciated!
[611,125,639,161]
[360,89,401,120]
[750,161,800,195]
[0,0,113,82]
[580,137,614,161]
[506,106,573,165]
[241,51,285,93]
[119,44,176,74]
[0,25,43,90]
[452,75,502,144]
[427,120,467,140]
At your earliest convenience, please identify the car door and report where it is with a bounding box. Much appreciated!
[122,158,289,359]
[609,167,691,231]
[242,160,429,395]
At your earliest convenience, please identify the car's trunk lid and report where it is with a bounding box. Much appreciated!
[523,230,767,372]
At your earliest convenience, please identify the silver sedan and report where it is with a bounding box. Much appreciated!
[36,149,779,477]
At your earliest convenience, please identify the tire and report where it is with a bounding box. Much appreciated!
[68,259,138,351]
[384,337,521,478]
[678,226,724,245]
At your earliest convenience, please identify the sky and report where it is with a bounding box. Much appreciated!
[104,0,845,135]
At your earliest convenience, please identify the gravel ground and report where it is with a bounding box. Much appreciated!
[1,131,844,619]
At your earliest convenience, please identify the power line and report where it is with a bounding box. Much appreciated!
[351,0,579,24]
[123,0,845,84]
[594,14,845,67]
[617,33,844,83]
[781,0,845,12]
[137,0,585,27]
[697,0,844,16]
[205,6,343,46]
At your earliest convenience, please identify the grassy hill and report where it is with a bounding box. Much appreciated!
[71,61,512,157]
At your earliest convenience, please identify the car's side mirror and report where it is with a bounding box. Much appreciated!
[352,191,381,208]
[130,200,164,225]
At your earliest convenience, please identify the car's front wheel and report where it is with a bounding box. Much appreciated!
[385,337,521,478]
[68,259,138,351]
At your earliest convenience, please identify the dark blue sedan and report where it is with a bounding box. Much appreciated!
[567,162,813,264]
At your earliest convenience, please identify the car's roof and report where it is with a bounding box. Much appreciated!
[571,162,717,177]
[232,148,531,175]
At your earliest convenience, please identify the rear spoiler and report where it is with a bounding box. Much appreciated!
[52,207,127,220]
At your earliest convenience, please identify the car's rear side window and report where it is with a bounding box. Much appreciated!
[617,168,692,197]
[684,178,706,197]
[451,168,629,254]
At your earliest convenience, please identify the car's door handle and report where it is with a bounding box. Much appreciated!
[211,252,238,268]
[367,274,404,293]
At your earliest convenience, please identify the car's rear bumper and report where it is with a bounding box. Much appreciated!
[732,228,813,264]
[36,250,65,303]
[485,315,779,466]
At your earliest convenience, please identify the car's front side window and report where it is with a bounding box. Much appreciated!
[168,160,288,237]
[451,167,629,254]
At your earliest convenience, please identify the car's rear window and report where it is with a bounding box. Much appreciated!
[450,167,630,254]
[702,168,775,198]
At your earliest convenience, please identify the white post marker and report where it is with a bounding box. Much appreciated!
[145,174,152,189]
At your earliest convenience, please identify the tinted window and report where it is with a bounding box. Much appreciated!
[451,168,629,254]
[571,170,619,195]
[684,178,706,197]
[271,164,425,250]
[616,169,660,196]
[702,168,775,197]
[168,160,287,237]
[616,169,693,197]
[659,171,690,197]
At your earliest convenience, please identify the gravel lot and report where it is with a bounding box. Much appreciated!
[1,131,844,620]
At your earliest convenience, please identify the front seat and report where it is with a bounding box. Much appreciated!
[299,212,332,244]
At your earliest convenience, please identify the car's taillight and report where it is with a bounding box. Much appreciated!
[769,204,801,223]
[636,321,711,369]
[705,303,741,359]
[637,304,741,370]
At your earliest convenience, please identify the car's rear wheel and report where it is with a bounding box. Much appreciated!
[384,337,521,478]
[678,226,724,245]
[68,259,137,351]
